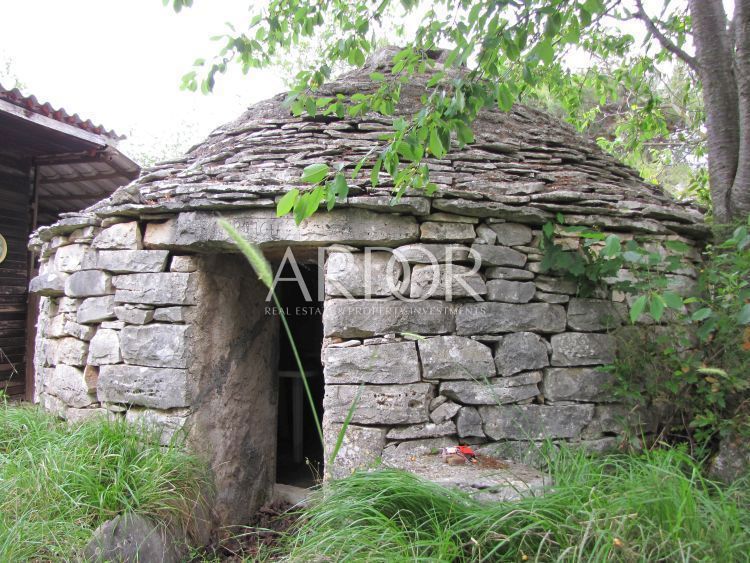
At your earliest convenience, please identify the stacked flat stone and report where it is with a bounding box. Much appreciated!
[28,47,706,494]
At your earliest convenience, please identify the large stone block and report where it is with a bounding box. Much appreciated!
[386,421,457,440]
[489,223,533,246]
[29,271,69,296]
[120,324,190,368]
[54,244,97,273]
[323,383,432,424]
[430,400,461,423]
[97,365,189,408]
[113,273,197,305]
[153,306,189,323]
[324,420,387,479]
[418,336,495,380]
[479,404,595,440]
[144,209,419,250]
[470,244,527,267]
[486,280,536,303]
[323,342,419,384]
[92,221,142,250]
[456,406,484,438]
[125,407,189,446]
[393,244,471,263]
[56,337,89,366]
[550,333,616,366]
[88,329,122,366]
[583,404,658,437]
[325,251,401,297]
[440,372,541,405]
[567,298,626,331]
[542,367,616,402]
[420,221,475,243]
[494,332,549,376]
[323,299,456,338]
[97,250,170,274]
[485,266,534,281]
[65,270,113,298]
[46,364,95,408]
[64,320,96,341]
[456,303,566,335]
[409,264,486,299]
[77,296,116,324]
[115,305,154,325]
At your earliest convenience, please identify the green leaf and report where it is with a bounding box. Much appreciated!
[301,163,329,184]
[691,307,713,322]
[664,240,690,253]
[332,172,349,200]
[536,39,554,65]
[661,291,683,310]
[276,188,299,217]
[630,295,647,324]
[737,304,750,325]
[429,127,446,158]
[649,295,665,322]
[496,83,514,112]
[602,235,621,258]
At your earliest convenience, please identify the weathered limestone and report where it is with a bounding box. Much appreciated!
[494,332,549,376]
[325,251,401,297]
[386,421,457,440]
[440,372,541,405]
[120,324,190,368]
[323,342,420,384]
[419,221,476,243]
[125,408,189,446]
[485,266,535,280]
[429,400,461,423]
[46,364,95,408]
[550,333,616,366]
[456,407,484,438]
[323,383,432,424]
[456,303,566,334]
[97,365,189,408]
[56,337,89,366]
[54,244,97,272]
[480,404,595,440]
[486,280,536,303]
[92,221,142,250]
[470,244,527,267]
[489,223,533,246]
[29,272,68,296]
[115,305,154,325]
[542,367,616,402]
[567,298,625,331]
[113,273,197,305]
[169,255,198,273]
[97,250,169,273]
[394,243,471,263]
[418,336,495,380]
[409,264,486,299]
[144,209,420,250]
[77,296,116,324]
[87,329,122,366]
[65,270,113,297]
[324,422,388,479]
[323,299,456,337]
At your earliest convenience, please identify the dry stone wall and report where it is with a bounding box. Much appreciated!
[29,207,702,481]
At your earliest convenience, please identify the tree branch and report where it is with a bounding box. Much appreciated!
[634,0,699,73]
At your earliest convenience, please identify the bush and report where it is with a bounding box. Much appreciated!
[283,446,750,561]
[0,403,210,560]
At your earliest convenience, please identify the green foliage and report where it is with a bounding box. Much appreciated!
[0,403,210,560]
[282,446,750,561]
[610,218,750,447]
[168,0,707,217]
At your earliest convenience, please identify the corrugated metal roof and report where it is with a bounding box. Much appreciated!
[0,83,125,141]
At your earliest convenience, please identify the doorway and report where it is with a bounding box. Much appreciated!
[273,261,324,488]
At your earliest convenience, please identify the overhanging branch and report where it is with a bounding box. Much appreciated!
[634,0,699,73]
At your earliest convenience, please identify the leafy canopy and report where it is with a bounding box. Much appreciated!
[169,0,701,223]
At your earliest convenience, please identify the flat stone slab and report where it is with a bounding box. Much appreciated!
[383,453,549,502]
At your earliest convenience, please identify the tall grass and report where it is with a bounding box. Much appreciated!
[282,446,750,561]
[0,403,210,560]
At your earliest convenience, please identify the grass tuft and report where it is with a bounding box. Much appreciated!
[282,445,750,561]
[0,402,210,560]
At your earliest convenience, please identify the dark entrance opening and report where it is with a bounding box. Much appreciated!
[274,260,324,488]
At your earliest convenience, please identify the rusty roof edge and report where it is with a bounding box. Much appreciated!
[0,83,125,141]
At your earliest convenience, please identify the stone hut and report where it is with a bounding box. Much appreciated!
[28,49,706,526]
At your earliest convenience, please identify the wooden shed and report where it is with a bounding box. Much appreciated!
[0,85,139,399]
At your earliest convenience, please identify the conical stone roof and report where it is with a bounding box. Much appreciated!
[38,47,707,242]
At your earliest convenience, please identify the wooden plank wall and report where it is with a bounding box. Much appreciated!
[0,161,30,398]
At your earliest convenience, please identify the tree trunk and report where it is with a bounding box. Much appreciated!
[688,0,740,223]
[731,0,750,220]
